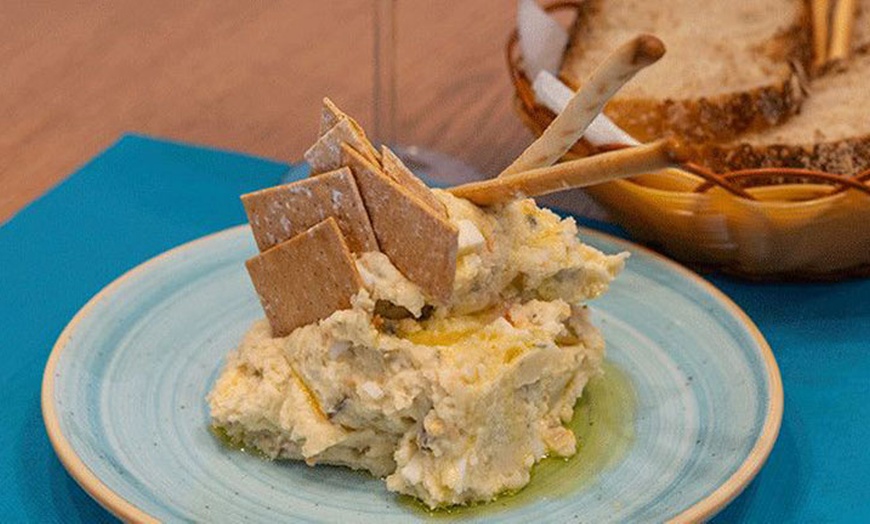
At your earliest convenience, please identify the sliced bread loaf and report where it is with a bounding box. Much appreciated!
[689,0,870,175]
[694,50,870,175]
[853,0,870,53]
[560,0,810,143]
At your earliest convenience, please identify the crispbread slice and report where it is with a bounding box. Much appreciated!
[380,145,447,217]
[241,167,378,253]
[341,144,458,303]
[305,118,381,175]
[315,98,381,163]
[245,217,363,337]
[319,98,343,137]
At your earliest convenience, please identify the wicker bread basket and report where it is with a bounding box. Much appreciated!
[507,1,870,280]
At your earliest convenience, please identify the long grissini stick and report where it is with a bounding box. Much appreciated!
[450,140,684,206]
[811,0,831,69]
[829,0,856,62]
[498,34,665,178]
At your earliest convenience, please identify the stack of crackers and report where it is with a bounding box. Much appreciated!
[243,99,459,337]
[244,41,680,337]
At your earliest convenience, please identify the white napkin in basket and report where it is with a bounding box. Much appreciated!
[517,0,638,147]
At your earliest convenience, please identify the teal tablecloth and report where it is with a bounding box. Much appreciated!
[1,135,867,522]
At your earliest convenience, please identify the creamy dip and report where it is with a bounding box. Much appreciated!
[208,193,626,508]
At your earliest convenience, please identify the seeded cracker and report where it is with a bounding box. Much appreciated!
[318,98,342,137]
[341,144,458,303]
[241,167,378,253]
[245,217,363,337]
[308,98,380,174]
[380,145,448,218]
[304,118,379,175]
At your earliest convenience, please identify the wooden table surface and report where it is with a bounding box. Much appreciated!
[1,1,533,223]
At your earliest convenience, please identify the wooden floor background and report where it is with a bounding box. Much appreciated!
[1,1,534,222]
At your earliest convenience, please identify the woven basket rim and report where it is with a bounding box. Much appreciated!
[507,1,870,201]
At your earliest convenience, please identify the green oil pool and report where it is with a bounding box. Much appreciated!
[400,361,636,519]
[210,425,270,460]
[211,361,636,519]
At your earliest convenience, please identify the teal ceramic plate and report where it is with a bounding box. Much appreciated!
[42,226,782,523]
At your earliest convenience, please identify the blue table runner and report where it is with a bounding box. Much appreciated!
[1,135,867,522]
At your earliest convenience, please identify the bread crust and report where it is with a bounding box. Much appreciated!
[689,44,870,176]
[561,0,812,143]
[693,135,870,175]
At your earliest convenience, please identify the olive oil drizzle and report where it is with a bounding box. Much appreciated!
[210,361,636,518]
[400,361,636,518]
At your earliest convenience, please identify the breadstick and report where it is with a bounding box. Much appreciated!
[451,140,683,206]
[811,0,831,68]
[498,34,665,178]
[829,0,856,62]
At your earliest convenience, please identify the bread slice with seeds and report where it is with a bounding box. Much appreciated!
[688,0,870,175]
[693,50,870,175]
[559,0,810,143]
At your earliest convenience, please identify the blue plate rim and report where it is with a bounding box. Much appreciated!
[40,224,783,524]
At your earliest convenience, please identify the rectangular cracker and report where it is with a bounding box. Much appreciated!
[245,217,363,337]
[341,144,458,303]
[380,145,447,218]
[241,167,378,254]
[327,98,380,160]
[318,97,343,137]
[305,117,381,175]
[311,98,380,172]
